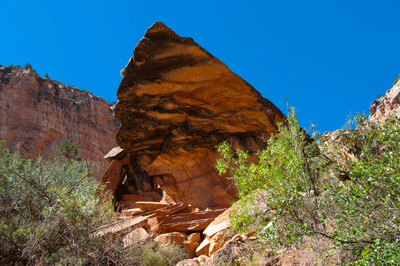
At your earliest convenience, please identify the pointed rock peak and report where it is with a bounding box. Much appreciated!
[144,21,181,40]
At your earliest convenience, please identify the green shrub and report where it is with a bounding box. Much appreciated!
[120,68,126,77]
[215,108,400,265]
[44,73,49,78]
[127,242,185,266]
[22,63,32,70]
[0,140,119,265]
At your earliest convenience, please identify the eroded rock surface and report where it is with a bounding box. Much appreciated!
[111,22,285,208]
[0,66,120,180]
[370,78,400,122]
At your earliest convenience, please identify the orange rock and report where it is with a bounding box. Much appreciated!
[154,232,187,246]
[209,231,225,256]
[120,208,143,217]
[153,202,188,216]
[188,232,201,243]
[121,194,154,202]
[102,160,124,194]
[203,208,231,240]
[114,22,285,208]
[135,201,169,211]
[195,237,210,257]
[162,217,215,233]
[183,240,200,259]
[123,228,150,248]
[148,208,226,233]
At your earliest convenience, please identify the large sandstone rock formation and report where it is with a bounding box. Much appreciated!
[0,66,120,180]
[105,22,285,209]
[370,77,400,122]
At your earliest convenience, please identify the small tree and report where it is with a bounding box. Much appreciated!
[215,108,400,265]
[22,63,32,70]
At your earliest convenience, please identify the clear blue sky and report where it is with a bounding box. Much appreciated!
[1,0,399,134]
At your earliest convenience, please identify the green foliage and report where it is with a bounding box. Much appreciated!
[56,139,80,160]
[22,63,32,70]
[108,100,117,106]
[215,108,400,265]
[120,68,126,77]
[128,242,185,266]
[0,140,119,265]
[44,73,49,78]
[393,73,400,86]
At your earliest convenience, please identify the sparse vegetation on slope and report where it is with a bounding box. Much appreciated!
[0,140,185,265]
[216,108,400,265]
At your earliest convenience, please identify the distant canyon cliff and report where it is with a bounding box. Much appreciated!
[0,66,120,180]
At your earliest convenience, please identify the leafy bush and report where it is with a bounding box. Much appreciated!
[128,242,185,266]
[215,108,400,265]
[120,68,126,77]
[0,140,119,265]
[22,63,32,70]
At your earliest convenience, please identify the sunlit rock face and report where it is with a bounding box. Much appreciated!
[370,78,400,122]
[0,66,120,180]
[114,22,285,208]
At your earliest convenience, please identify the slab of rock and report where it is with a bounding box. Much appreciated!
[94,214,154,238]
[121,208,143,217]
[203,208,231,239]
[154,232,187,246]
[153,202,188,216]
[0,66,120,181]
[101,160,125,194]
[162,217,216,233]
[114,22,285,208]
[122,227,150,248]
[104,146,127,163]
[196,237,210,257]
[135,201,169,211]
[148,208,226,233]
[209,231,226,256]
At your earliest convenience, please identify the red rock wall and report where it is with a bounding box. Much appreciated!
[0,66,120,180]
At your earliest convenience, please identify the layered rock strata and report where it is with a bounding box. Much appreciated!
[106,22,285,208]
[0,66,120,180]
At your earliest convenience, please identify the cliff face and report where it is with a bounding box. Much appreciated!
[103,22,285,208]
[0,66,120,180]
[370,78,400,122]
